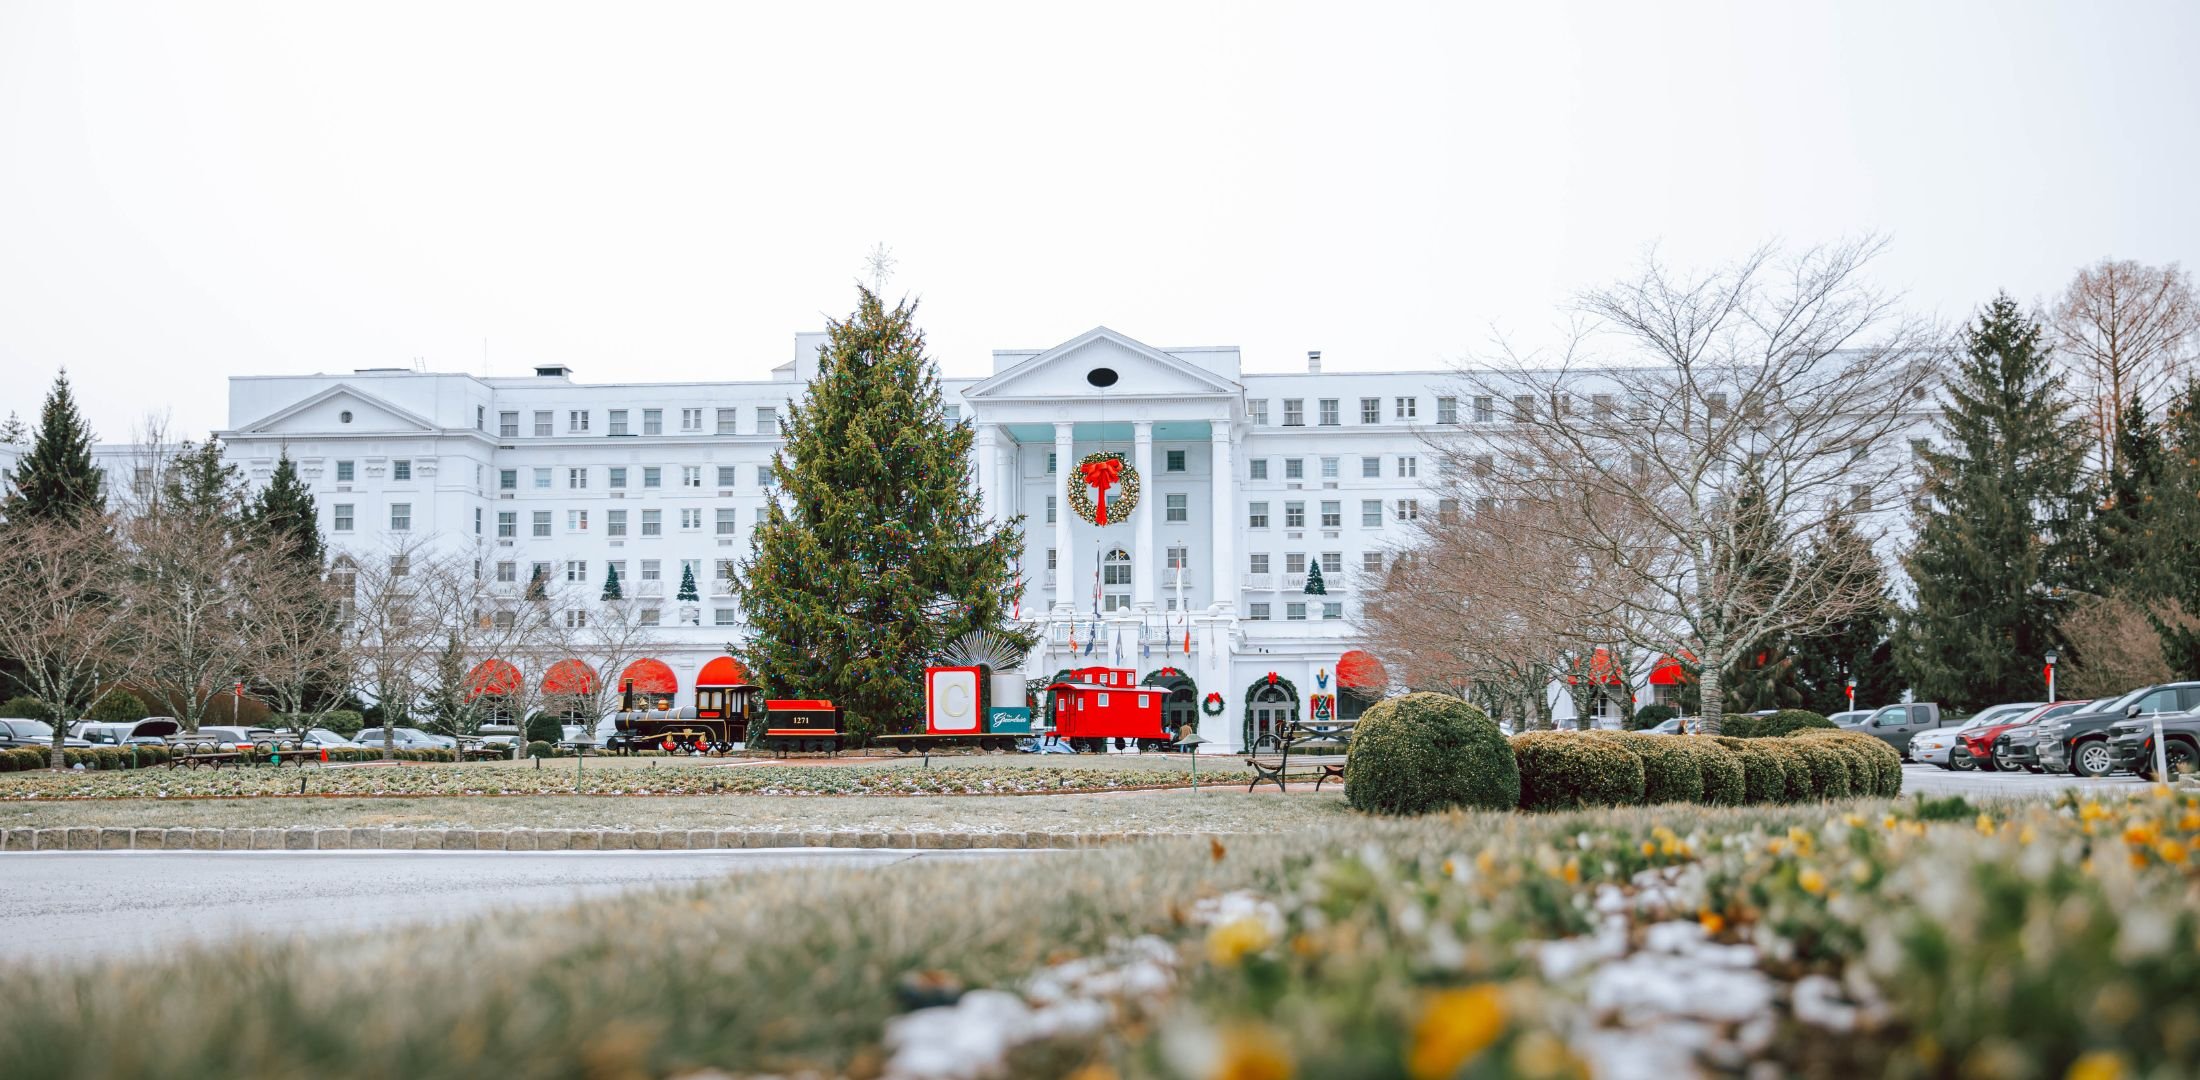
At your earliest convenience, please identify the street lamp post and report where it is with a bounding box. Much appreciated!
[2044,649,2058,703]
[1845,677,1856,711]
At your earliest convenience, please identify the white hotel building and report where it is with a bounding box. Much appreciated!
[200,327,1477,751]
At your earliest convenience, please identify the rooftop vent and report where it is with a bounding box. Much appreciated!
[1307,350,1322,374]
[534,364,574,379]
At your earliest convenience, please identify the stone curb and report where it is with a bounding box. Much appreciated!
[0,826,1183,852]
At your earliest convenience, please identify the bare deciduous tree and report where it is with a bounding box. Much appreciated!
[122,503,252,733]
[2051,259,2200,474]
[344,540,447,759]
[0,516,136,767]
[1442,239,1935,729]
[235,542,356,732]
[2058,592,2191,699]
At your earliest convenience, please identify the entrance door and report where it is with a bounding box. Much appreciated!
[1250,686,1298,746]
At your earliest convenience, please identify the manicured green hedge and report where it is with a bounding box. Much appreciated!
[1760,709,1836,738]
[1670,738,1745,806]
[1599,731,1704,805]
[1785,740,1854,799]
[1710,736,1787,804]
[0,697,53,721]
[526,740,559,759]
[1511,732,1645,811]
[1791,728,1903,797]
[1720,713,1762,738]
[1627,704,1678,731]
[1342,693,1519,816]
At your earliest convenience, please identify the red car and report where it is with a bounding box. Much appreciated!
[1960,700,2090,772]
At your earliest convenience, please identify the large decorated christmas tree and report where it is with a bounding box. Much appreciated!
[732,286,1023,743]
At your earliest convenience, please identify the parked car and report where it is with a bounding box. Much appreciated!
[349,727,451,751]
[0,718,94,749]
[1850,702,1945,758]
[170,726,278,753]
[73,717,182,746]
[1827,710,1873,727]
[1967,700,2095,773]
[1646,716,1709,735]
[1909,703,2042,770]
[2107,708,2200,780]
[2036,683,2200,777]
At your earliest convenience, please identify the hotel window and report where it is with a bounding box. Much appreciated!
[476,405,487,431]
[568,410,589,433]
[1850,484,1873,512]
[1395,396,1417,420]
[1248,602,1271,621]
[643,466,662,489]
[1511,395,1535,422]
[1286,602,1308,621]
[529,561,551,585]
[568,467,588,489]
[1362,551,1384,574]
[1320,500,1341,528]
[1318,399,1339,425]
[1249,552,1270,574]
[1397,456,1418,478]
[1362,500,1383,526]
[716,408,738,435]
[1437,396,1458,424]
[533,410,553,437]
[1046,548,1057,573]
[1046,452,1057,474]
[1248,399,1269,426]
[680,508,703,531]
[495,561,517,583]
[1286,552,1307,574]
[1046,495,1057,524]
[1361,456,1380,478]
[717,465,738,487]
[608,409,629,436]
[1285,501,1306,529]
[643,408,663,435]
[474,508,482,535]
[1167,545,1189,570]
[497,512,516,538]
[607,509,627,536]
[1249,459,1268,480]
[390,554,411,577]
[641,509,662,536]
[1283,399,1305,426]
[944,405,960,423]
[715,558,737,586]
[1396,499,1420,521]
[608,467,627,488]
[389,503,411,531]
[332,504,354,532]
[1166,493,1188,522]
[714,608,737,627]
[756,406,778,434]
[606,560,626,584]
[1592,393,1616,420]
[682,466,702,488]
[499,469,517,490]
[1706,391,1729,417]
[532,511,552,537]
[565,610,588,629]
[499,411,519,438]
[1248,502,1269,529]
[1285,458,1304,480]
[639,560,661,581]
[1322,602,1343,620]
[681,408,703,432]
[392,459,412,481]
[1320,457,1339,480]
[565,560,587,583]
[758,465,774,488]
[336,460,355,482]
[1438,497,1460,522]
[639,608,660,626]
[533,468,551,490]
[1321,551,1342,574]
[1360,397,1380,424]
[1166,449,1186,472]
[1473,396,1494,423]
[716,507,738,535]
[568,509,589,531]
[1473,454,1493,477]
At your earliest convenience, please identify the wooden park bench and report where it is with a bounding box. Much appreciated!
[1243,718,1359,793]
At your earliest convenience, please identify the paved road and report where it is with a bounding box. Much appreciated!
[1897,761,2156,798]
[0,849,1025,965]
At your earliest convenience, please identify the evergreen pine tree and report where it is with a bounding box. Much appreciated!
[1898,294,2090,708]
[1716,464,1807,711]
[2,372,105,525]
[1303,558,1326,595]
[524,563,548,602]
[1786,514,1899,713]
[602,561,624,601]
[732,286,1023,742]
[161,436,246,524]
[675,562,699,602]
[247,452,323,569]
[2082,395,2165,590]
[0,412,24,445]
[2147,379,2200,672]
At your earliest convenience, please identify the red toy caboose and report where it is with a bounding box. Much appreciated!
[1046,666,1165,751]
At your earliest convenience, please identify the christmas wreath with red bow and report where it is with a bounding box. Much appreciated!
[1201,692,1224,716]
[1067,451,1141,526]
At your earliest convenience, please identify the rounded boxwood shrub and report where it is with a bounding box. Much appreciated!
[525,713,565,745]
[1627,704,1679,731]
[1511,732,1646,811]
[1708,736,1784,804]
[1753,741,1814,802]
[526,740,557,759]
[86,691,146,724]
[1758,709,1834,738]
[0,696,52,721]
[1719,714,1761,738]
[1786,740,1853,799]
[1792,729,1902,797]
[1670,739,1744,806]
[1600,731,1704,805]
[321,710,366,738]
[1342,693,1519,816]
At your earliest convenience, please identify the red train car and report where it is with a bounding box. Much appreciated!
[1046,666,1165,752]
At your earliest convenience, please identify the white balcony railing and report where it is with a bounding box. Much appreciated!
[635,581,665,597]
[1282,573,1307,591]
[1241,573,1273,591]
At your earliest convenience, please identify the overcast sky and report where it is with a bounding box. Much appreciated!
[3,1,2196,441]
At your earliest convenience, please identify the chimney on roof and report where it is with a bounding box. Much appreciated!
[1307,350,1322,374]
[534,364,573,379]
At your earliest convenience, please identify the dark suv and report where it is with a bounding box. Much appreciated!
[2107,708,2200,780]
[2036,682,2200,777]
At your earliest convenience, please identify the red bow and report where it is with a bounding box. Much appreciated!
[1079,457,1124,524]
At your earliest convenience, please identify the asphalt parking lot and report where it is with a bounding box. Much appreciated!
[1896,760,2154,798]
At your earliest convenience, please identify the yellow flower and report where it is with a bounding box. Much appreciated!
[1509,1030,1588,1079]
[1407,985,1509,1080]
[2124,822,2160,847]
[1699,910,1726,935]
[1882,813,1900,830]
[1441,858,1457,879]
[1475,850,1498,877]
[1640,841,1657,857]
[1213,1025,1293,1080]
[1787,827,1816,856]
[1976,813,1996,836]
[1843,813,1865,828]
[2065,1049,2128,1080]
[2019,826,2038,846]
[2080,801,2110,823]
[1559,858,1581,885]
[1798,867,1827,895]
[1206,916,1275,967]
[2160,839,2190,864]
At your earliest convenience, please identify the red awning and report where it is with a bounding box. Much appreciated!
[1648,655,1694,687]
[1337,650,1388,691]
[697,656,751,688]
[618,658,678,695]
[466,659,522,701]
[543,659,597,696]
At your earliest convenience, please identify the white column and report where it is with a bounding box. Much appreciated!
[1208,422,1235,612]
[1053,422,1076,613]
[1132,421,1156,612]
[973,424,999,522]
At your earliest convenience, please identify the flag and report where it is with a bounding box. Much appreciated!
[1183,616,1191,655]
[1084,623,1097,656]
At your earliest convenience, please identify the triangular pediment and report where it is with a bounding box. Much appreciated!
[235,383,441,435]
[968,327,1241,400]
